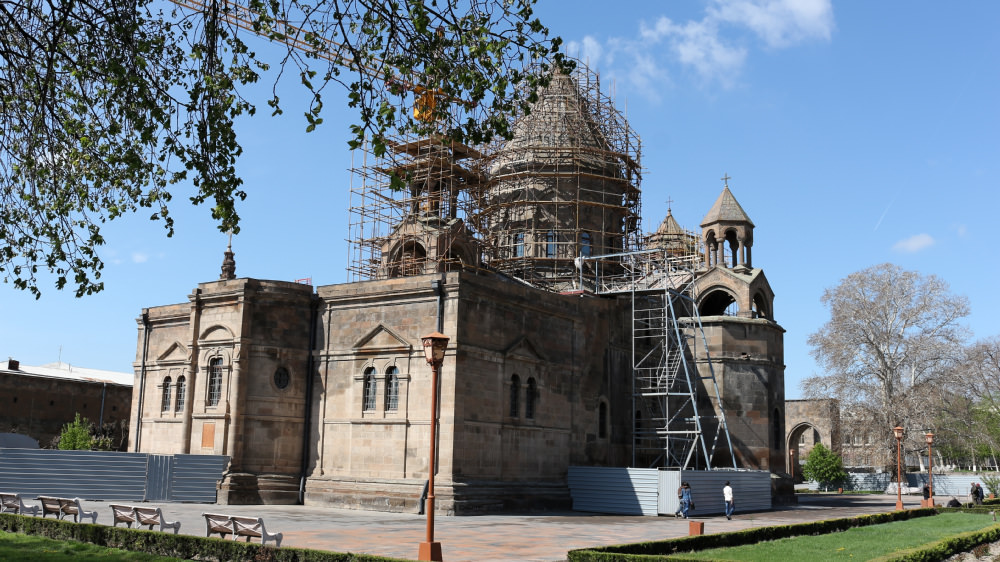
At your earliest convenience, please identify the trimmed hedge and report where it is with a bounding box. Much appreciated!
[566,508,938,561]
[0,513,409,562]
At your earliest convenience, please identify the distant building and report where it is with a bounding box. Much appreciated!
[0,358,132,447]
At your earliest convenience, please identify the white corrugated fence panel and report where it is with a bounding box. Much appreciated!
[568,466,659,515]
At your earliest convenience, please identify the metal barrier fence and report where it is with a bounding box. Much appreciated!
[568,466,772,516]
[0,448,228,503]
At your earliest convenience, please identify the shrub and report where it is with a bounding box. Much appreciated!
[801,443,847,492]
[56,414,93,450]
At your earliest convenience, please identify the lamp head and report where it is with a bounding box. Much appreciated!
[422,332,450,365]
[893,426,904,440]
[925,432,934,445]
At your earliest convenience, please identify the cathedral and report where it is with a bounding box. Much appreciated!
[128,62,785,513]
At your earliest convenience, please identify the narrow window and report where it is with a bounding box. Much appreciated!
[581,232,592,257]
[208,358,223,406]
[526,377,537,419]
[514,232,525,257]
[384,366,399,411]
[160,377,172,412]
[545,231,556,258]
[363,367,377,411]
[175,375,186,411]
[509,375,520,417]
[599,401,608,438]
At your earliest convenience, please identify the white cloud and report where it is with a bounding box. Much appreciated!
[892,234,935,253]
[708,0,835,48]
[956,224,967,237]
[131,252,149,264]
[567,0,834,100]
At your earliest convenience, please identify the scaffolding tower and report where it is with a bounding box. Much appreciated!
[470,65,642,291]
[347,131,485,282]
[583,248,736,470]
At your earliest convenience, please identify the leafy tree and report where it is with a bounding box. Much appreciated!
[804,263,970,471]
[1,0,570,297]
[801,443,847,491]
[56,414,93,450]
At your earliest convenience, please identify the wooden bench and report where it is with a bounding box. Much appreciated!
[203,512,234,539]
[110,504,138,527]
[37,496,65,519]
[36,496,97,523]
[202,513,282,546]
[231,515,283,547]
[134,506,181,534]
[0,492,39,516]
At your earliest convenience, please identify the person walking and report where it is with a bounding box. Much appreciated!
[723,481,735,520]
[676,482,693,519]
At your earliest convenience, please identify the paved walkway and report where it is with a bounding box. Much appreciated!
[87,494,927,561]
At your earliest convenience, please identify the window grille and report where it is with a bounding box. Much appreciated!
[384,366,399,411]
[509,375,520,417]
[161,377,172,412]
[363,367,377,411]
[208,358,223,406]
[545,231,556,257]
[581,232,592,257]
[526,378,537,419]
[175,375,186,411]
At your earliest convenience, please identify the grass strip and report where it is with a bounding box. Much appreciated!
[0,529,186,561]
[679,512,998,561]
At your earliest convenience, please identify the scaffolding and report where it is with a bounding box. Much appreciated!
[583,248,736,470]
[347,132,485,281]
[470,64,642,291]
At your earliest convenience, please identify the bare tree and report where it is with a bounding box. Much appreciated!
[804,263,970,471]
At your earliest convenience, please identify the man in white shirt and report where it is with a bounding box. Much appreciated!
[723,481,734,520]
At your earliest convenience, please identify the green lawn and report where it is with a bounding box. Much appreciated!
[681,512,999,561]
[0,530,187,561]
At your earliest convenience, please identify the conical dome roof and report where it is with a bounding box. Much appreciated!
[700,187,754,227]
[655,210,685,235]
[490,73,618,175]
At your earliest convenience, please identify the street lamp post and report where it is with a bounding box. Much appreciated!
[419,332,449,562]
[894,426,905,511]
[926,432,934,507]
[789,448,795,480]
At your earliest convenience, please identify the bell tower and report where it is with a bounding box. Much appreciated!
[700,174,754,272]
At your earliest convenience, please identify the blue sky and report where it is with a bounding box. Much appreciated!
[3,0,998,399]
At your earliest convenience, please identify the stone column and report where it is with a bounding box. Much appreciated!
[737,237,745,266]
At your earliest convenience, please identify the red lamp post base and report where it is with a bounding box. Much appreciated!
[896,500,904,511]
[419,541,443,561]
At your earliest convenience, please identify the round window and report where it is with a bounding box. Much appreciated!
[273,367,290,389]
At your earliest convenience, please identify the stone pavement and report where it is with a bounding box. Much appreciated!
[85,494,927,561]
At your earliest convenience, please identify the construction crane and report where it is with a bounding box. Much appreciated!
[169,0,468,122]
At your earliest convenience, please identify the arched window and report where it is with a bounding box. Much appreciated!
[208,358,223,406]
[175,375,186,411]
[545,231,556,258]
[581,232,592,257]
[384,366,399,411]
[509,375,520,417]
[514,232,525,257]
[160,377,172,412]
[526,377,537,419]
[363,367,377,411]
[599,401,608,438]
